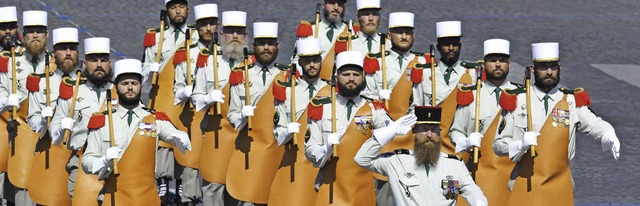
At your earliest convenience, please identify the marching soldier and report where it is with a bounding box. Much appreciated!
[294,0,350,81]
[170,3,221,205]
[0,10,49,206]
[225,21,288,205]
[493,42,621,205]
[194,10,246,206]
[355,106,488,206]
[0,6,19,52]
[449,39,519,206]
[141,0,198,202]
[305,51,390,206]
[351,0,386,54]
[362,11,428,205]
[269,37,328,205]
[82,58,191,205]
[412,21,478,154]
[49,37,113,203]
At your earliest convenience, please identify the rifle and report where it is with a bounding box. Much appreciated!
[290,64,298,146]
[473,66,483,163]
[243,48,252,130]
[151,10,166,86]
[525,66,536,157]
[106,89,119,175]
[380,33,388,108]
[211,32,221,114]
[62,70,83,145]
[330,65,338,157]
[429,45,437,106]
[314,3,321,38]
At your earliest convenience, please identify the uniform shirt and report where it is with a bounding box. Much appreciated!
[81,104,179,178]
[493,85,614,162]
[351,31,387,54]
[174,41,209,105]
[191,45,232,105]
[0,51,47,113]
[449,81,517,147]
[274,78,328,145]
[50,81,114,150]
[412,60,477,106]
[305,94,390,168]
[227,62,282,128]
[27,68,80,132]
[355,138,488,206]
[364,49,424,99]
[290,20,346,65]
[142,24,197,74]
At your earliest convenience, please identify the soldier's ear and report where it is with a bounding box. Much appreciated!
[82,60,87,69]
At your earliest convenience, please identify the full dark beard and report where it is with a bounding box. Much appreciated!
[323,10,344,24]
[84,69,113,87]
[415,140,441,166]
[338,81,365,98]
[534,72,560,92]
[118,90,141,108]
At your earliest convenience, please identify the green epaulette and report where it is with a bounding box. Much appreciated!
[62,76,87,85]
[410,50,425,56]
[458,84,478,91]
[559,87,577,94]
[310,95,332,106]
[142,107,156,114]
[460,61,483,68]
[511,82,524,88]
[503,86,526,95]
[274,63,291,70]
[366,51,390,59]
[446,154,463,161]
[381,149,412,157]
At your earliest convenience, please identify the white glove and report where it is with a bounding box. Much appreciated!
[173,85,193,105]
[1,94,21,110]
[105,147,122,161]
[327,133,341,145]
[601,130,620,160]
[92,147,122,173]
[287,122,301,134]
[474,200,488,206]
[205,90,225,104]
[522,131,539,148]
[61,117,75,130]
[373,114,417,146]
[508,131,539,161]
[173,132,192,153]
[378,89,391,100]
[41,106,54,118]
[455,132,483,153]
[149,62,161,73]
[241,105,255,118]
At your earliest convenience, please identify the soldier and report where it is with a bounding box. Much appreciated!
[82,58,191,205]
[194,10,245,206]
[351,0,386,54]
[294,0,350,81]
[449,39,519,206]
[355,106,488,206]
[305,51,390,206]
[412,21,478,154]
[141,0,198,202]
[0,6,19,52]
[0,10,49,206]
[269,37,328,205]
[493,42,621,205]
[49,37,113,202]
[225,21,288,206]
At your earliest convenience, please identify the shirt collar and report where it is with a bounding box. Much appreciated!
[117,104,145,119]
[337,94,362,106]
[322,20,343,29]
[255,62,276,74]
[533,85,559,101]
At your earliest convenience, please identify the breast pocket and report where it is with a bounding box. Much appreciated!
[399,176,420,198]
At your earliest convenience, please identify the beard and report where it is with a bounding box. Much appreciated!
[323,9,344,24]
[414,136,441,166]
[360,23,378,36]
[486,68,508,82]
[534,71,560,92]
[26,40,46,56]
[84,67,113,87]
[303,66,319,80]
[256,48,278,66]
[337,80,365,98]
[55,57,78,73]
[221,37,247,61]
[441,51,460,66]
[117,90,141,108]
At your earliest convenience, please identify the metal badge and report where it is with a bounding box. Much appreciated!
[354,115,373,135]
[551,108,570,128]
[442,176,460,200]
[138,122,157,138]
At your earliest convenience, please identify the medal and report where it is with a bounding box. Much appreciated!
[552,122,558,127]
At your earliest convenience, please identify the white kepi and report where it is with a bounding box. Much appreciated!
[23,10,47,27]
[532,42,559,62]
[85,37,111,55]
[483,39,510,56]
[52,27,78,45]
[222,11,246,27]
[436,21,462,38]
[194,3,218,20]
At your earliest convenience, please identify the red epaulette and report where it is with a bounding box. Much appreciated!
[372,99,388,113]
[26,74,41,92]
[334,36,348,54]
[273,80,287,102]
[307,102,323,121]
[296,21,313,38]
[499,90,518,111]
[196,48,210,67]
[59,78,74,100]
[229,69,244,85]
[0,51,9,73]
[87,112,106,129]
[143,28,157,47]
[363,54,380,74]
[573,88,591,107]
[284,69,301,79]
[352,23,360,34]
[173,49,187,65]
[476,66,487,81]
[155,111,173,124]
[456,86,474,106]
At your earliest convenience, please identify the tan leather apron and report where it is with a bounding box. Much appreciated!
[102,114,161,206]
[6,99,39,189]
[225,72,286,204]
[507,95,573,206]
[314,103,376,206]
[439,69,472,155]
[267,86,330,206]
[27,133,72,206]
[198,83,235,184]
[319,27,348,81]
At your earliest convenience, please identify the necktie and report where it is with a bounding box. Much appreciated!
[366,36,373,52]
[326,24,336,42]
[31,56,39,72]
[261,67,269,85]
[174,29,180,43]
[308,83,316,99]
[96,87,101,100]
[229,58,236,69]
[543,94,550,113]
[346,99,355,120]
[444,66,454,85]
[126,110,134,126]
[397,55,404,69]
[494,87,502,104]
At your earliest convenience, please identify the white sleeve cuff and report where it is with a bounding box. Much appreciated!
[91,157,107,174]
[373,126,396,146]
[455,139,470,153]
[508,141,525,162]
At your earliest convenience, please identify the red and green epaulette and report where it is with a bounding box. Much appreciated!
[196,48,210,67]
[363,52,381,74]
[25,71,55,92]
[408,54,436,83]
[143,28,158,47]
[87,112,106,129]
[456,84,478,106]
[228,56,256,85]
[59,76,86,100]
[499,86,526,111]
[296,20,314,38]
[173,48,187,65]
[0,51,10,73]
[559,87,591,107]
[307,95,332,121]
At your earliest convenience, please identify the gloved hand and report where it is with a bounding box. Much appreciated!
[378,89,391,100]
[41,106,54,118]
[105,147,122,161]
[173,132,192,153]
[241,105,256,118]
[173,85,193,105]
[455,132,483,153]
[327,133,341,145]
[374,114,418,146]
[601,130,620,159]
[61,117,75,130]
[91,147,121,173]
[508,131,539,160]
[149,62,161,73]
[1,94,21,110]
[287,122,301,134]
[522,131,539,149]
[205,90,225,104]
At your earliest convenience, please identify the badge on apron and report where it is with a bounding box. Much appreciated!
[442,175,460,200]
[354,115,373,135]
[139,122,158,138]
[551,108,570,128]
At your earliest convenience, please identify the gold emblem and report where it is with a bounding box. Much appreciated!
[355,115,373,135]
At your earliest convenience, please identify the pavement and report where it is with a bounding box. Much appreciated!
[2,0,640,204]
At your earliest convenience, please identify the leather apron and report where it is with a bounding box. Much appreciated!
[507,95,573,206]
[198,83,235,184]
[439,69,472,155]
[102,114,161,206]
[314,103,376,206]
[6,99,39,189]
[319,27,348,82]
[225,72,286,204]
